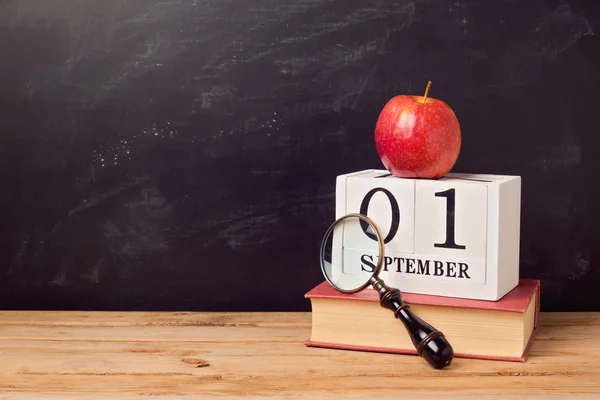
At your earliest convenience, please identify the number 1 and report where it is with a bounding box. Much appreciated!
[434,188,466,250]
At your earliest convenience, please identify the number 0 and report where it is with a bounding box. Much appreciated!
[359,187,400,244]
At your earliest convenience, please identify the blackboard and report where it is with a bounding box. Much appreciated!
[0,0,599,311]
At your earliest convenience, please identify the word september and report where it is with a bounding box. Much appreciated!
[361,254,471,279]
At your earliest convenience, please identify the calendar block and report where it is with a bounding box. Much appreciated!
[334,169,521,301]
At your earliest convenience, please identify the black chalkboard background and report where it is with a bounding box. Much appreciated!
[0,0,599,311]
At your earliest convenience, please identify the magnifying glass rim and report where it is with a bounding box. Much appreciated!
[319,212,385,293]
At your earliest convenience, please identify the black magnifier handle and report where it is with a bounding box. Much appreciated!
[371,277,454,369]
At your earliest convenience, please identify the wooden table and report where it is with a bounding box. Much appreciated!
[0,311,598,398]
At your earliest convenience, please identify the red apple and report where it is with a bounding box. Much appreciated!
[374,82,461,179]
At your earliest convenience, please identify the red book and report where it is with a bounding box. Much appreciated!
[305,279,540,362]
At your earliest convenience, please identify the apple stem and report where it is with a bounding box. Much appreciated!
[423,81,432,103]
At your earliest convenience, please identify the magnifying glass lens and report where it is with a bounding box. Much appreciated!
[320,214,383,293]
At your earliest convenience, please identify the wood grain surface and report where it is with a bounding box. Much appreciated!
[0,311,599,398]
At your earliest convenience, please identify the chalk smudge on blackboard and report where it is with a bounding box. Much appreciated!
[196,184,335,250]
[534,4,594,61]
[516,3,594,69]
[68,175,154,217]
[279,2,415,45]
[195,85,236,110]
[218,213,280,249]
[534,195,573,218]
[83,258,105,284]
[458,3,594,100]
[49,272,69,287]
[534,144,581,172]
[570,248,591,279]
[101,186,173,259]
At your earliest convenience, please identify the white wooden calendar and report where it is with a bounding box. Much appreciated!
[334,169,521,301]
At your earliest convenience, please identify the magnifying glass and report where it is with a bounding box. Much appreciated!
[319,212,454,369]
